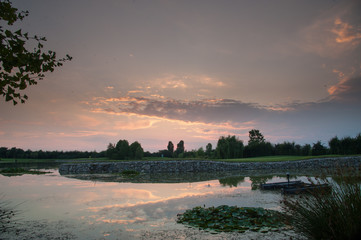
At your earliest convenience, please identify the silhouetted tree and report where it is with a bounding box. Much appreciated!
[129,141,144,160]
[301,144,311,156]
[216,135,244,159]
[167,141,174,155]
[0,0,71,104]
[248,129,265,144]
[311,141,328,156]
[175,140,185,156]
[329,136,341,154]
[206,143,213,158]
[115,139,130,159]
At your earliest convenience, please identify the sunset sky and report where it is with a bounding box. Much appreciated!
[1,0,361,152]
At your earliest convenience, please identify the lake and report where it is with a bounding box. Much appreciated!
[1,165,309,239]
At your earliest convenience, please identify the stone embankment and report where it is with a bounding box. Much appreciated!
[58,156,361,175]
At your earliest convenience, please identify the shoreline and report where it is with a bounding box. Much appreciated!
[59,156,361,175]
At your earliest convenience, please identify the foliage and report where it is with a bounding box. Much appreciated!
[120,170,140,176]
[205,143,213,158]
[167,141,174,155]
[0,167,50,175]
[0,147,105,159]
[244,130,273,157]
[329,134,361,155]
[248,129,265,144]
[311,141,328,156]
[175,140,185,156]
[177,205,286,233]
[0,0,72,104]
[106,139,144,160]
[282,168,361,240]
[244,141,273,158]
[216,135,244,159]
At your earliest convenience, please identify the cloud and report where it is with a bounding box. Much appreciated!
[327,76,361,103]
[298,2,361,58]
[332,18,361,44]
[88,96,263,125]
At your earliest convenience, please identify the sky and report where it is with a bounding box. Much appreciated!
[1,0,361,152]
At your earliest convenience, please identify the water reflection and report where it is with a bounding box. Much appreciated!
[0,166,326,239]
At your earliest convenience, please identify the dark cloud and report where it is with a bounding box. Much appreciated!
[105,97,265,124]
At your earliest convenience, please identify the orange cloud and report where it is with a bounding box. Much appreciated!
[332,18,361,44]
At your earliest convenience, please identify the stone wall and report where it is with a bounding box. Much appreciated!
[58,156,361,175]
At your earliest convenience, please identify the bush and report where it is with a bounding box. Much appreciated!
[281,167,361,240]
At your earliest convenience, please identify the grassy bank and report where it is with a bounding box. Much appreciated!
[1,155,358,165]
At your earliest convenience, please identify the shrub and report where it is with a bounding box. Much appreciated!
[281,167,361,240]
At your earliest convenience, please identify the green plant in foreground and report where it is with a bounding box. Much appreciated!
[177,205,286,233]
[282,167,361,240]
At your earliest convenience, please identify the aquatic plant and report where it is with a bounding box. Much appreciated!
[120,170,140,176]
[282,167,361,240]
[177,205,286,233]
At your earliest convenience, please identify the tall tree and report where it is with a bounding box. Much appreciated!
[0,0,72,104]
[167,141,174,154]
[175,140,185,156]
[115,139,130,160]
[206,143,213,158]
[248,129,265,144]
[216,135,244,159]
[129,141,144,160]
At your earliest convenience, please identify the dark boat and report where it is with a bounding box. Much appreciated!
[260,180,331,194]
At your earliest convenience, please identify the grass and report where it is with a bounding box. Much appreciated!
[281,167,361,240]
[0,168,51,175]
[209,154,349,163]
[0,154,357,164]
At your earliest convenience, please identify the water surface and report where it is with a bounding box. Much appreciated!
[1,166,307,239]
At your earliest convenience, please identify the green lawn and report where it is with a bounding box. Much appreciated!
[0,154,356,164]
[213,155,348,163]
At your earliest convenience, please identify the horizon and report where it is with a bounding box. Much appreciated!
[1,0,361,153]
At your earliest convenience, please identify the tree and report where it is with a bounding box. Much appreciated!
[196,147,205,158]
[205,143,213,158]
[175,140,185,156]
[0,0,72,105]
[245,129,271,157]
[216,135,244,159]
[167,141,174,155]
[248,129,265,144]
[106,143,116,159]
[129,141,144,160]
[311,141,327,156]
[329,136,340,155]
[115,139,129,160]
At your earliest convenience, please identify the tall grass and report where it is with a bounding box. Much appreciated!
[281,167,361,240]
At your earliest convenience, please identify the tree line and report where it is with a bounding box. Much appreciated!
[1,130,360,160]
[0,147,105,159]
[213,130,361,159]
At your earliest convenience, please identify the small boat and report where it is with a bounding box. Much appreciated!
[281,183,331,194]
[260,180,303,190]
[260,175,331,194]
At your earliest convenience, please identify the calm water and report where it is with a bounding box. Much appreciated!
[1,166,309,239]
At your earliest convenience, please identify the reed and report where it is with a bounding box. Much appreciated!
[281,167,361,240]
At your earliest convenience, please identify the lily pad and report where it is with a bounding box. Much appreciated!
[177,205,287,233]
